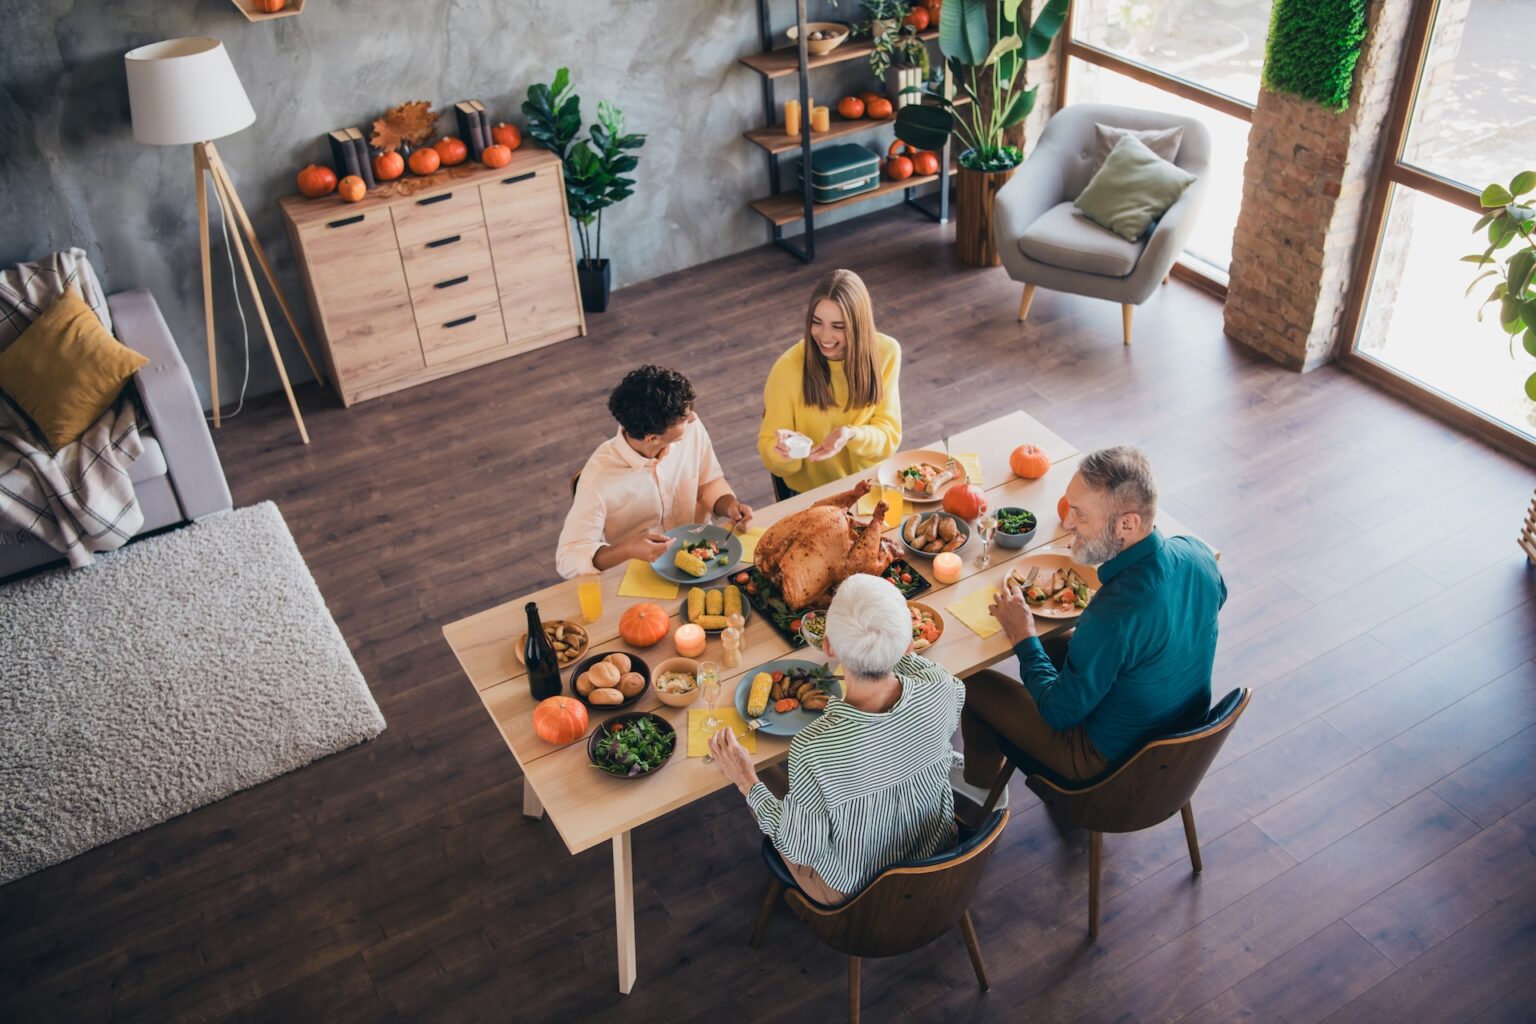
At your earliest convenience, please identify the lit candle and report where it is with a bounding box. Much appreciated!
[784,99,801,136]
[933,552,962,584]
[810,105,830,132]
[674,623,707,658]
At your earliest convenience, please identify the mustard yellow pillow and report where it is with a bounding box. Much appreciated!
[0,287,148,448]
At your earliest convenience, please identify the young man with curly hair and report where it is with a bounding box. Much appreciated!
[556,365,753,579]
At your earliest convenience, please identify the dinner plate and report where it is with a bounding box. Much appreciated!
[876,449,969,504]
[733,658,844,737]
[650,523,745,584]
[1004,552,1102,619]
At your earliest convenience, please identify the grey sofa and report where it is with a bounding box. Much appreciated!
[994,103,1211,344]
[0,289,232,579]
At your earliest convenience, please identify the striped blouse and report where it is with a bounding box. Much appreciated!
[746,654,964,895]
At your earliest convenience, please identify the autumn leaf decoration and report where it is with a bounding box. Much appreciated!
[370,100,438,153]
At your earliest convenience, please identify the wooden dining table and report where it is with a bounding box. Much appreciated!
[443,410,1200,994]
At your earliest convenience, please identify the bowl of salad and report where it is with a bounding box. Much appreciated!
[587,711,677,778]
[994,506,1038,549]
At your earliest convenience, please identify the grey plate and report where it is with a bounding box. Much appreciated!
[650,524,744,584]
[733,659,843,737]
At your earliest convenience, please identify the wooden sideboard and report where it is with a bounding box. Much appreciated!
[279,148,585,406]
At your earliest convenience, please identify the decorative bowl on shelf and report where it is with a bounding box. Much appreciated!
[786,22,850,56]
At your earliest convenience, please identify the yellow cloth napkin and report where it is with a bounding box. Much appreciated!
[947,585,1003,639]
[619,560,680,600]
[738,527,766,564]
[687,707,757,757]
[956,452,983,487]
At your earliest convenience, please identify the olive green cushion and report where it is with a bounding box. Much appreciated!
[1073,134,1198,242]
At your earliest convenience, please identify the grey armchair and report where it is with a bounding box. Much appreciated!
[993,103,1210,344]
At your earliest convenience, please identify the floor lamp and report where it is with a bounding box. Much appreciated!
[125,37,321,444]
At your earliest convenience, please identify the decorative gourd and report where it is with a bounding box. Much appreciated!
[532,695,588,746]
[1058,494,1070,523]
[253,0,287,12]
[481,143,512,169]
[838,96,866,119]
[407,147,441,175]
[433,136,469,166]
[491,122,523,150]
[619,603,670,648]
[296,164,336,198]
[373,150,404,181]
[942,482,989,521]
[337,175,367,203]
[1009,444,1051,479]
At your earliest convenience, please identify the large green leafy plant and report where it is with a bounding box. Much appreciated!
[522,68,646,269]
[1464,171,1536,401]
[893,0,1068,172]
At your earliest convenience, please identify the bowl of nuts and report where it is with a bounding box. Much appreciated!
[786,21,850,56]
[517,619,589,668]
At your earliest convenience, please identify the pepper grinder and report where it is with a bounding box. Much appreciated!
[721,612,745,669]
[974,513,997,569]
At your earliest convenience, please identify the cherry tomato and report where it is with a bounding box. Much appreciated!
[734,572,750,584]
[745,583,757,594]
[900,573,913,584]
[790,619,803,632]
[771,671,785,683]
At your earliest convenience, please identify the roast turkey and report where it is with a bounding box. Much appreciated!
[755,479,900,611]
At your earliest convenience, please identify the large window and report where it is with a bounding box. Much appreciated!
[1064,0,1274,278]
[1346,0,1536,450]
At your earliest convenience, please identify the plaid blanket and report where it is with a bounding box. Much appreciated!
[0,398,145,568]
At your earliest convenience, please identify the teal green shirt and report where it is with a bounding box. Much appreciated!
[1013,530,1226,762]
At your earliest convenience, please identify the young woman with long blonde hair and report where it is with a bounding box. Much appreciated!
[757,269,902,499]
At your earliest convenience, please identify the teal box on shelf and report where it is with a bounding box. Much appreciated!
[795,143,880,204]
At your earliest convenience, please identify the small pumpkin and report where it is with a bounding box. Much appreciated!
[532,695,588,746]
[490,122,523,150]
[407,146,441,175]
[296,164,336,199]
[885,155,913,181]
[336,175,367,203]
[619,602,670,648]
[252,0,286,12]
[433,136,469,166]
[866,96,894,119]
[481,143,512,169]
[942,482,989,521]
[1009,444,1051,480]
[903,7,930,30]
[860,91,883,106]
[1058,494,1071,523]
[911,150,940,176]
[837,96,865,120]
[373,150,404,181]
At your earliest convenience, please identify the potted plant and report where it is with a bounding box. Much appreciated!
[862,0,909,38]
[894,0,1068,266]
[522,68,646,313]
[870,24,932,108]
[1464,170,1536,402]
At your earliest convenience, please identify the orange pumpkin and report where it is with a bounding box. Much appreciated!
[408,146,441,175]
[942,482,989,521]
[911,150,940,176]
[619,603,670,648]
[860,91,883,106]
[373,150,404,181]
[1057,494,1071,523]
[296,164,336,198]
[903,7,930,30]
[1009,444,1051,479]
[481,143,512,169]
[533,696,589,745]
[885,155,913,181]
[253,0,286,12]
[866,96,894,119]
[491,122,523,150]
[337,175,367,203]
[838,96,866,119]
[433,136,469,166]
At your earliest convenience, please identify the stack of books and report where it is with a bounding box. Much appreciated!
[326,127,376,188]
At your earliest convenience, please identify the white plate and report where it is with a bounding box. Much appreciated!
[1004,553,1101,619]
[877,449,968,504]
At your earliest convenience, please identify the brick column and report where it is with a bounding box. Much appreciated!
[1223,0,1417,371]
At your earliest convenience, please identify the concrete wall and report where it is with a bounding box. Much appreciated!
[0,1,908,407]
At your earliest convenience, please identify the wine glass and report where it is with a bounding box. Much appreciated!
[975,513,998,569]
[699,660,723,761]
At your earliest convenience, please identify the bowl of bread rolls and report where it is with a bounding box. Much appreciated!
[570,651,651,710]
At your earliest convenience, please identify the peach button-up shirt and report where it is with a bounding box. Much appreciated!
[555,419,734,579]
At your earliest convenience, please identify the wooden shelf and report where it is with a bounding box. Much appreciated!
[743,96,968,155]
[748,161,955,227]
[230,0,304,20]
[739,29,938,79]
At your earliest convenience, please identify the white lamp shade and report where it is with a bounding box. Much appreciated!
[125,38,255,145]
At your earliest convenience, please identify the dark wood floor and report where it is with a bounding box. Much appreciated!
[3,207,1534,1023]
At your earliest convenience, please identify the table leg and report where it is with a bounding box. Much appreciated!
[613,831,637,995]
[522,775,544,819]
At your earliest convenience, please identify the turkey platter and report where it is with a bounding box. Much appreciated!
[753,480,901,611]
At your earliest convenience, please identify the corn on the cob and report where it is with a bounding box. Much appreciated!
[687,587,704,622]
[724,585,742,616]
[746,671,774,717]
[674,549,708,577]
[705,589,723,615]
[696,614,728,630]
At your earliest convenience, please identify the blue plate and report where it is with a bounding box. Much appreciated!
[650,523,744,584]
[733,658,844,737]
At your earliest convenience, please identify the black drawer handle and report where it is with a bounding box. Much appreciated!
[416,193,453,206]
[327,214,365,228]
[501,172,537,185]
[425,234,461,248]
[444,314,477,329]
[435,275,469,290]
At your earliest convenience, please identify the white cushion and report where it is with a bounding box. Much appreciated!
[1018,202,1148,278]
[1089,123,1184,179]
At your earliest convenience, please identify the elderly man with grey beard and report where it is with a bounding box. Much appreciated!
[950,446,1226,812]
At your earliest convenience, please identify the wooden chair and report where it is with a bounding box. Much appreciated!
[979,687,1250,938]
[750,810,1010,1023]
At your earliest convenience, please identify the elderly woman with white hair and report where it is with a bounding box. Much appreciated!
[708,572,965,906]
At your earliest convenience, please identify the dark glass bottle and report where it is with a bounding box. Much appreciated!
[524,602,563,700]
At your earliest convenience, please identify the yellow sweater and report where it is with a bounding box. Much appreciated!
[757,334,902,493]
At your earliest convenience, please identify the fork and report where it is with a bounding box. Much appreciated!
[942,434,955,472]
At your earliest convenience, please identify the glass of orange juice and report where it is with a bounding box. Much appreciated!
[577,580,603,623]
[882,485,905,529]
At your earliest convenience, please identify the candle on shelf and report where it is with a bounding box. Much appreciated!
[932,552,963,584]
[810,105,830,132]
[674,623,707,658]
[783,99,801,136]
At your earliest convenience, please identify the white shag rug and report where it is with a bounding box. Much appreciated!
[0,501,385,885]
